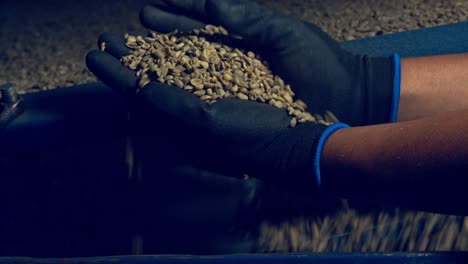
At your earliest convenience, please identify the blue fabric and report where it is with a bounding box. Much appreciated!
[390,53,401,123]
[314,123,351,187]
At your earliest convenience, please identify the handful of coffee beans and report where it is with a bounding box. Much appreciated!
[117,25,338,127]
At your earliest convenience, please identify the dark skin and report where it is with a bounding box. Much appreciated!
[322,109,468,214]
[398,54,468,121]
[321,54,468,214]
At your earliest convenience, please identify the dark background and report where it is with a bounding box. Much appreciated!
[0,0,467,257]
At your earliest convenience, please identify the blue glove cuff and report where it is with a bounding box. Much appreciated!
[314,122,351,187]
[390,53,401,123]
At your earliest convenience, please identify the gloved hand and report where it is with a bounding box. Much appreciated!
[87,0,410,193]
[135,0,401,126]
[86,39,349,194]
[87,41,348,193]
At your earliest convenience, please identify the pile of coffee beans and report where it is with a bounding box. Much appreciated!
[119,25,338,127]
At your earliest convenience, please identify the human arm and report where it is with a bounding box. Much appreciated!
[322,109,468,215]
[399,54,468,121]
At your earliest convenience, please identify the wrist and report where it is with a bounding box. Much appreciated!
[319,125,373,194]
[398,54,468,121]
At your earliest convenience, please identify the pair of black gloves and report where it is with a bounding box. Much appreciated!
[86,0,400,193]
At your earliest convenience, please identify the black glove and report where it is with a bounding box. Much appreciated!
[86,36,349,195]
[88,42,348,193]
[86,0,390,193]
[137,0,401,126]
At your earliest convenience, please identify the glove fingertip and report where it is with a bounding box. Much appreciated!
[86,50,138,95]
[140,5,157,29]
[85,49,104,71]
[205,0,232,25]
[141,4,207,33]
[98,32,131,58]
[204,0,277,45]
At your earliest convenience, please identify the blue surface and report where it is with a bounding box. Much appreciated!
[1,253,468,264]
[340,21,468,57]
[0,82,128,155]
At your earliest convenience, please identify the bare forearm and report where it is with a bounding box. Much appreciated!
[322,109,468,214]
[398,54,468,121]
